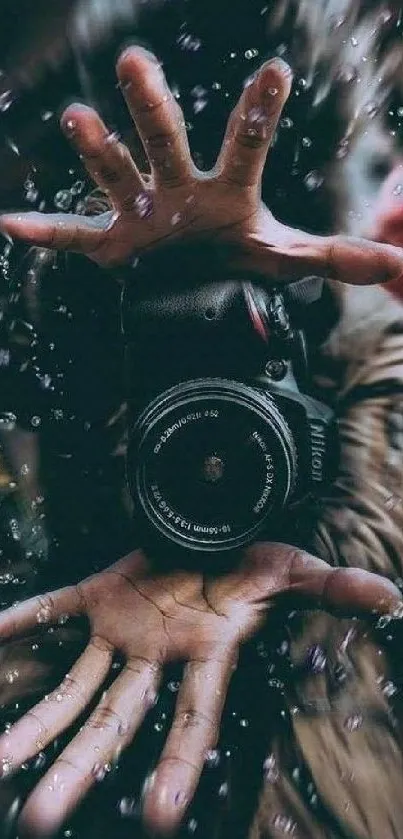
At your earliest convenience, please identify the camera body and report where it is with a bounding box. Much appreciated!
[121,248,338,554]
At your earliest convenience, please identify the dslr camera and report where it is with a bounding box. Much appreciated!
[122,245,338,555]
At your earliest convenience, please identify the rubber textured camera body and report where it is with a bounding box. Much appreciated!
[121,248,338,556]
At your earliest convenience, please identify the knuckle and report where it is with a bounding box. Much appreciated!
[25,709,49,738]
[58,673,85,703]
[37,593,56,621]
[98,166,121,184]
[119,192,142,212]
[234,131,266,151]
[87,703,124,732]
[146,128,180,151]
[174,708,214,731]
[89,634,114,654]
[74,581,88,612]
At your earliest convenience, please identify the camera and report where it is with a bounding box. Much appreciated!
[121,245,338,555]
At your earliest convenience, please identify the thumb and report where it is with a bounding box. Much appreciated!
[287,552,402,619]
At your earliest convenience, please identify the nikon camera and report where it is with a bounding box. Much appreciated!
[121,246,338,556]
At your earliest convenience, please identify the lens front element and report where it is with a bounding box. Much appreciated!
[128,379,297,552]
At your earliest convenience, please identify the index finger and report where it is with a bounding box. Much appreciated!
[142,656,236,835]
[0,585,85,639]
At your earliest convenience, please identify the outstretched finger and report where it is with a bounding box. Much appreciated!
[0,638,112,771]
[0,584,85,639]
[0,210,115,257]
[19,658,161,838]
[116,46,194,187]
[60,103,145,213]
[288,552,403,618]
[142,656,236,835]
[216,58,293,188]
[259,225,403,286]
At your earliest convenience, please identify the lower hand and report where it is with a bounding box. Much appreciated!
[0,544,400,836]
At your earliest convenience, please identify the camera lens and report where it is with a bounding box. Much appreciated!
[128,379,297,552]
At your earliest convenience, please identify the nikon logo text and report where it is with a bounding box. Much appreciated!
[310,422,325,482]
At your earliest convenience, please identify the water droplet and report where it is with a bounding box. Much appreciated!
[280,117,293,128]
[392,184,403,197]
[345,713,363,732]
[116,796,137,822]
[0,91,14,112]
[0,413,17,430]
[57,614,69,626]
[383,680,397,698]
[134,192,153,219]
[268,86,279,96]
[306,644,327,673]
[205,748,220,768]
[376,614,392,629]
[5,670,19,684]
[239,718,249,728]
[245,48,259,60]
[177,33,202,52]
[171,213,181,226]
[0,757,13,777]
[26,188,39,204]
[105,131,120,145]
[6,137,20,156]
[273,813,297,833]
[92,762,111,782]
[218,781,229,798]
[54,190,73,211]
[154,722,164,732]
[304,171,323,191]
[264,754,279,783]
[36,606,52,624]
[187,818,198,834]
[193,99,207,114]
[302,136,312,148]
[71,181,84,196]
[351,37,358,47]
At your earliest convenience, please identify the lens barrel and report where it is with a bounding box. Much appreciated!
[127,379,297,552]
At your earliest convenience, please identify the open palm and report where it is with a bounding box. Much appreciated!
[1,47,403,286]
[0,544,399,837]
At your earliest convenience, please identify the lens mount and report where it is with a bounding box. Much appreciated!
[128,379,297,552]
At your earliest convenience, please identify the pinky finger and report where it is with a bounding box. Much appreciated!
[0,210,114,257]
[0,584,86,640]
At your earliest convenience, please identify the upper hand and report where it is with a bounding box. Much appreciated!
[1,46,403,287]
[0,544,400,837]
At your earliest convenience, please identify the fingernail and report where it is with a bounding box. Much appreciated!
[266,57,293,79]
[118,45,161,66]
